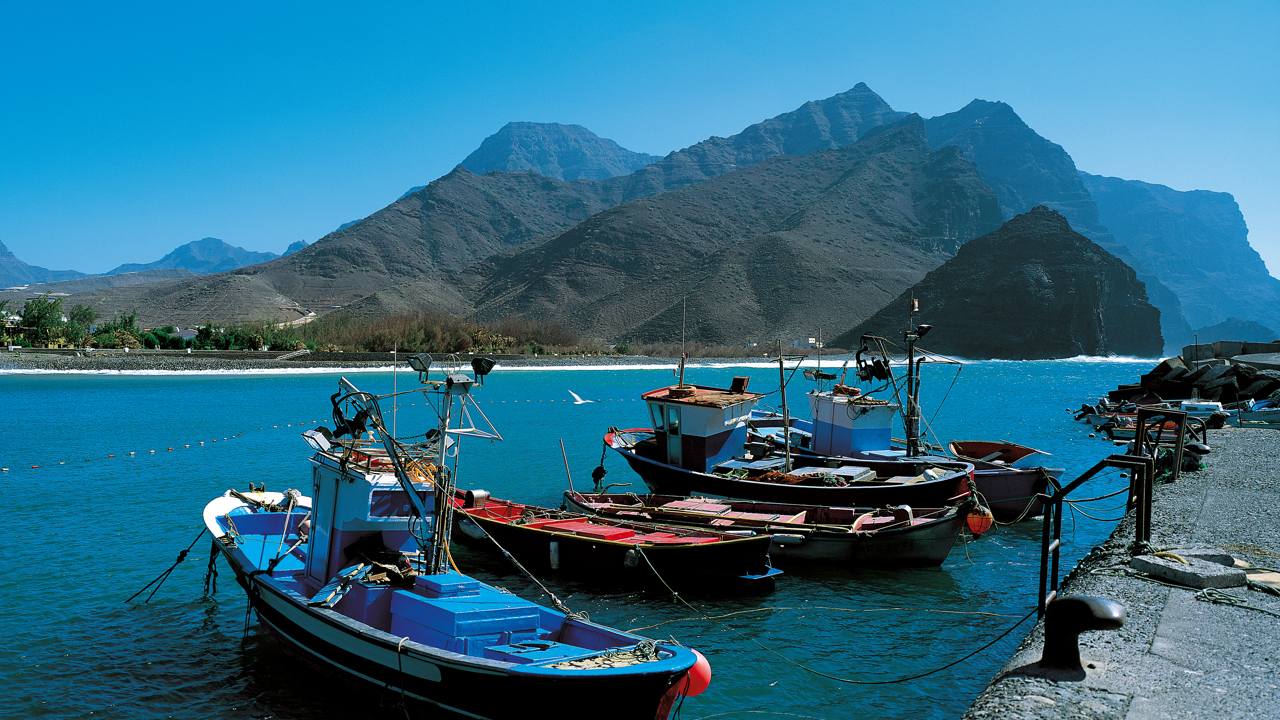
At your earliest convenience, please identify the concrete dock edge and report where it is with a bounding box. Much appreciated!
[964,427,1280,720]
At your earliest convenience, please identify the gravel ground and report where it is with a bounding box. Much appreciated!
[0,350,771,373]
[965,427,1280,720]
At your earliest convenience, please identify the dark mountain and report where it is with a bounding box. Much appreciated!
[1192,318,1277,344]
[835,208,1163,359]
[468,116,1001,343]
[0,240,85,287]
[107,237,278,276]
[1079,172,1280,336]
[283,240,309,256]
[461,122,659,181]
[924,100,1193,348]
[605,82,908,202]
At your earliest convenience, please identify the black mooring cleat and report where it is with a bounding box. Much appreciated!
[1011,595,1125,681]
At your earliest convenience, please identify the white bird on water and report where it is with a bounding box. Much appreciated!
[568,390,594,405]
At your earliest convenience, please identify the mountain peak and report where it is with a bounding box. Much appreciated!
[461,122,659,181]
[107,237,278,276]
[952,98,1024,124]
[0,239,86,286]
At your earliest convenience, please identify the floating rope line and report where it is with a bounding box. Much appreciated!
[633,546,1037,686]
[1,393,651,473]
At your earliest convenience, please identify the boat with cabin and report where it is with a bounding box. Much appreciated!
[746,323,1062,522]
[202,356,710,719]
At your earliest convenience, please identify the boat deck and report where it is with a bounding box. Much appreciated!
[216,505,651,667]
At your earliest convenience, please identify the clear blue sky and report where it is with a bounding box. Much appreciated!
[2,2,1277,274]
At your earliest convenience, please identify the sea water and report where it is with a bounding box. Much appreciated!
[0,358,1151,719]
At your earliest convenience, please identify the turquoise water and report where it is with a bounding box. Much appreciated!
[0,359,1147,719]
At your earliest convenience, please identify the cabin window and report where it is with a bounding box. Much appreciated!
[649,404,664,431]
[370,489,431,517]
[666,406,681,435]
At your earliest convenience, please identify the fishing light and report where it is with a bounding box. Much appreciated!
[406,353,431,374]
[300,429,332,452]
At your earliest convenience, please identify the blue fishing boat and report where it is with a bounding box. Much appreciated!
[601,350,974,508]
[747,324,1064,522]
[203,357,710,719]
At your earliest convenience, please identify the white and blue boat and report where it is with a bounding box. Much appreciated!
[203,358,710,719]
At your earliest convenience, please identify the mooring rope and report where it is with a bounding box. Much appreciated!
[628,605,1023,633]
[125,527,208,603]
[632,546,1037,686]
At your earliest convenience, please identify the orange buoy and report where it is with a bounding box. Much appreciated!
[966,505,995,536]
[682,649,712,697]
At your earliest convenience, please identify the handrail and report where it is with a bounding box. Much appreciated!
[1037,454,1155,617]
[1132,407,1197,484]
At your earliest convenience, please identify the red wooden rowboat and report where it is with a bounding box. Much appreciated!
[563,491,973,568]
[451,492,781,589]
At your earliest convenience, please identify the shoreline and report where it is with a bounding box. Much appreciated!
[0,349,1159,376]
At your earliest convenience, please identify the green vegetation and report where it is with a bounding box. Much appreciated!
[0,301,758,357]
[293,312,591,354]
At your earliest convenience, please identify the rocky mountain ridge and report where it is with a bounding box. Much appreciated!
[25,82,1277,360]
[1080,172,1280,340]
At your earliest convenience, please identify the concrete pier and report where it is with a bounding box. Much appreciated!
[965,428,1280,720]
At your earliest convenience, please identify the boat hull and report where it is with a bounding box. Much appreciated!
[562,493,965,568]
[973,467,1052,522]
[219,551,686,720]
[454,511,777,587]
[613,441,970,508]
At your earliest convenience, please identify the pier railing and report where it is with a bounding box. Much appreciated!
[1037,454,1155,617]
[1131,407,1199,484]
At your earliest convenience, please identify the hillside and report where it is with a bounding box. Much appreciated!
[1080,172,1280,337]
[835,208,1163,359]
[461,122,658,180]
[468,116,1001,343]
[83,84,910,325]
[73,169,615,324]
[0,241,85,287]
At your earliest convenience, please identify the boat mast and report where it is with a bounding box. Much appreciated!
[903,296,932,457]
[678,296,688,388]
[427,379,456,575]
[778,339,792,471]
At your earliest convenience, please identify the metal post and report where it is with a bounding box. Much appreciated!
[778,341,792,472]
[429,387,454,575]
[1039,499,1053,616]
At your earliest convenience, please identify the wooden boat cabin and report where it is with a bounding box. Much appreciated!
[642,379,763,472]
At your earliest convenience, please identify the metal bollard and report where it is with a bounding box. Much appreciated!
[1013,595,1125,681]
